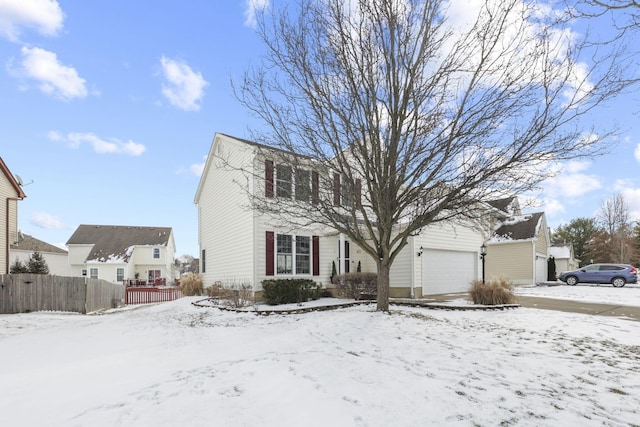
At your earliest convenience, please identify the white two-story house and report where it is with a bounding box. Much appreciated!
[194,133,509,298]
[66,224,177,286]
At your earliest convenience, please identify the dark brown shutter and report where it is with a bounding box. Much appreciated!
[266,231,274,276]
[312,235,320,276]
[265,160,274,198]
[312,171,319,205]
[344,241,350,273]
[333,173,340,206]
[355,178,362,208]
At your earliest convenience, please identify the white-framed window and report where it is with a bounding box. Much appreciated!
[116,268,125,282]
[295,169,311,202]
[276,234,311,275]
[296,236,310,274]
[153,248,160,259]
[277,234,293,274]
[276,164,292,198]
[90,268,98,279]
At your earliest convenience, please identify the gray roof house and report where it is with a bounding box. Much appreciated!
[66,224,177,286]
[10,233,70,276]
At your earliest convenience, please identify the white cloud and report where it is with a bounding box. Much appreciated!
[30,211,64,229]
[177,155,207,176]
[541,198,565,217]
[543,161,602,198]
[18,46,87,100]
[49,131,146,156]
[160,56,208,112]
[244,0,269,28]
[635,143,640,164]
[0,0,63,41]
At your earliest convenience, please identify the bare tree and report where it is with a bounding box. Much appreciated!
[595,193,636,263]
[237,0,636,310]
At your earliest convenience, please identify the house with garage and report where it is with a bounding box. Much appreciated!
[66,224,177,286]
[485,211,550,285]
[195,133,511,298]
[0,157,26,275]
[10,232,70,276]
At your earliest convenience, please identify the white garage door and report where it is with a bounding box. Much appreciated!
[422,249,476,295]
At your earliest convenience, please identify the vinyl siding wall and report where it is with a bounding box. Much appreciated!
[197,135,255,288]
[1,178,20,275]
[485,240,533,285]
[10,250,71,276]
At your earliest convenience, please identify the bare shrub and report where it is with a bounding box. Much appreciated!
[180,273,203,296]
[220,281,254,308]
[469,278,516,305]
[334,272,377,300]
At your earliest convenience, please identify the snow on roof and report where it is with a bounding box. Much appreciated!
[490,212,544,242]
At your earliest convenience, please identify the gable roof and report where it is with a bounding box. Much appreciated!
[66,224,172,263]
[491,212,545,241]
[0,157,27,199]
[487,197,520,215]
[11,233,67,254]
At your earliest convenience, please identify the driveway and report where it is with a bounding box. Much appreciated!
[515,295,640,321]
[429,291,640,321]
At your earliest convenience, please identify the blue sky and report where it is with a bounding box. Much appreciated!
[1,0,639,257]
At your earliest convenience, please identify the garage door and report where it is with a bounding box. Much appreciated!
[422,249,476,295]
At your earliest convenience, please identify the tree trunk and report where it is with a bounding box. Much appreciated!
[376,262,390,311]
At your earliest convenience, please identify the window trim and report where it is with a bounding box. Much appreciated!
[269,232,316,276]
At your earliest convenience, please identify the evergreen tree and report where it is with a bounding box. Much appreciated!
[27,251,49,274]
[10,259,29,274]
[553,218,598,267]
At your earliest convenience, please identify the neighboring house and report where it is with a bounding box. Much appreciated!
[10,232,70,276]
[66,224,177,285]
[485,211,550,285]
[195,133,489,298]
[549,241,579,276]
[0,157,26,275]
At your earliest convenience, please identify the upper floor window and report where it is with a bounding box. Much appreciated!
[295,169,311,202]
[276,164,292,198]
[153,248,160,259]
[266,160,318,204]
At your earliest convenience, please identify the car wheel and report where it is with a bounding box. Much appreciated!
[612,277,626,288]
[566,276,578,286]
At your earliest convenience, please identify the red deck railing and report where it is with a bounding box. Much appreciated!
[125,287,183,305]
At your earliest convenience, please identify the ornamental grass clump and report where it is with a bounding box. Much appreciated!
[180,272,203,296]
[469,278,516,305]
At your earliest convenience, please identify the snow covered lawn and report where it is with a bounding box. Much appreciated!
[1,285,639,426]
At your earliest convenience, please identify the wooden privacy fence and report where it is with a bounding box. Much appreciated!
[0,274,125,314]
[125,287,183,305]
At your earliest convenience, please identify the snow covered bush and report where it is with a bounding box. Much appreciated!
[469,278,516,305]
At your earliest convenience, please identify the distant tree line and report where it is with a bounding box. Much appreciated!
[552,193,640,266]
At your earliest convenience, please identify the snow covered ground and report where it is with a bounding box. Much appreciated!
[1,284,639,426]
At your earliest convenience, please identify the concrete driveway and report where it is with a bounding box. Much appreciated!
[429,292,640,321]
[515,295,640,321]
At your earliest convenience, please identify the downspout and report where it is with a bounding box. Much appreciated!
[5,198,19,274]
